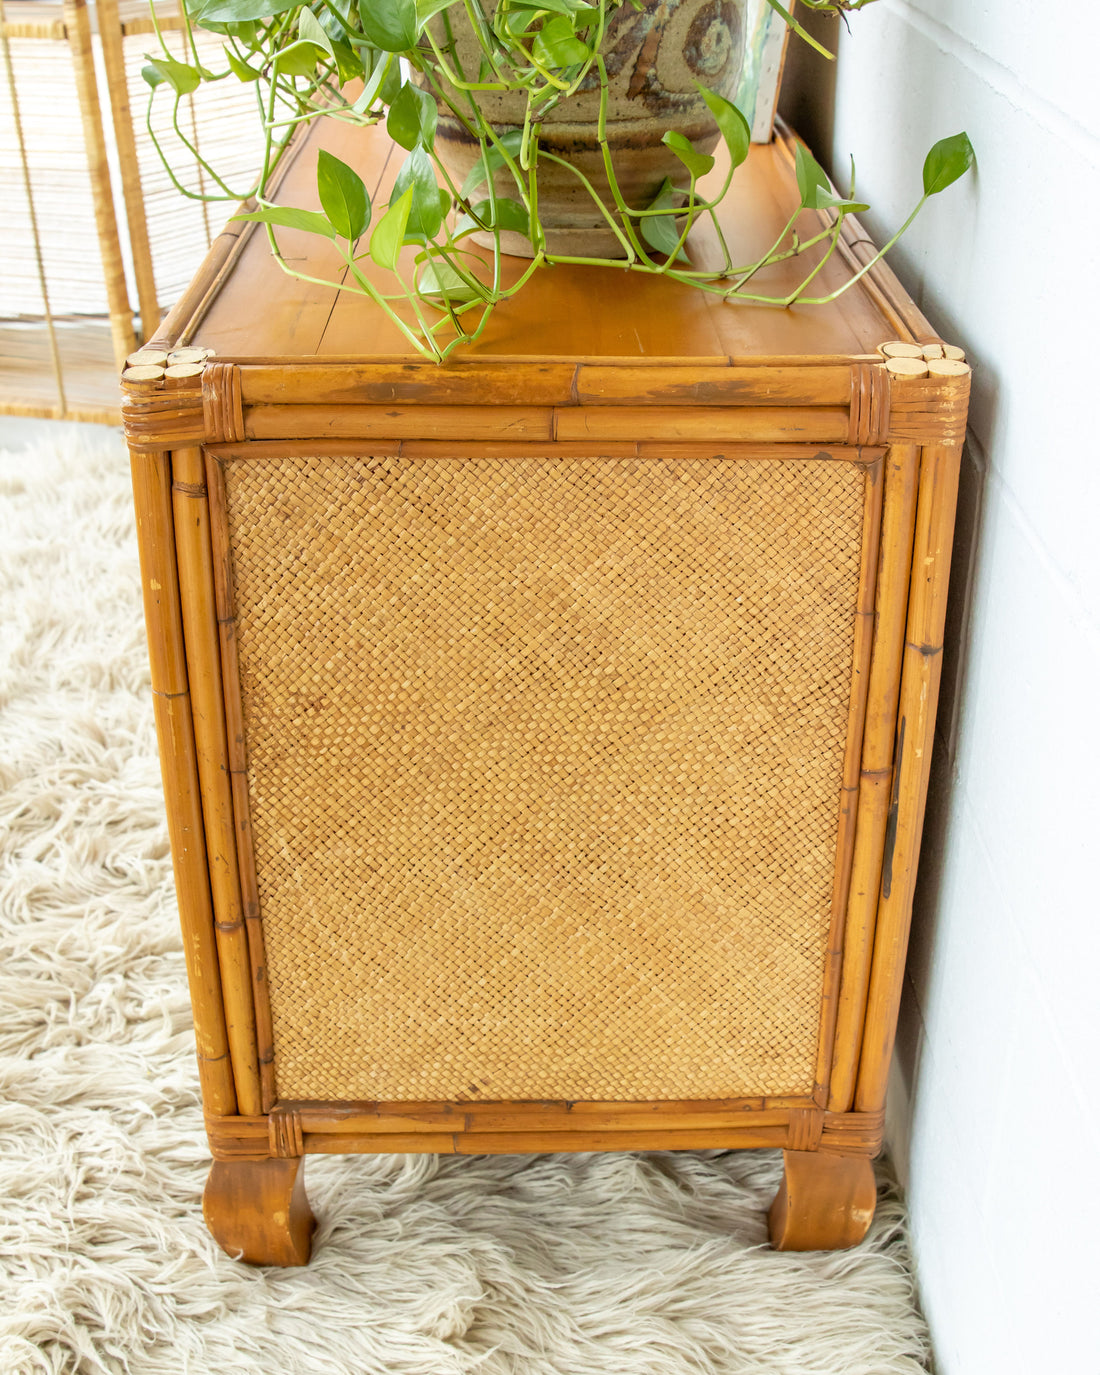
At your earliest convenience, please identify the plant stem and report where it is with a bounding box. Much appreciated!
[536,149,636,260]
[798,196,927,303]
[763,0,835,58]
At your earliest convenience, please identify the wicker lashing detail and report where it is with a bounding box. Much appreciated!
[787,1106,825,1152]
[268,1106,305,1158]
[887,374,971,445]
[206,1114,269,1162]
[781,1107,885,1155]
[203,362,245,444]
[820,1107,886,1157]
[120,375,204,452]
[848,362,890,447]
[220,451,869,1103]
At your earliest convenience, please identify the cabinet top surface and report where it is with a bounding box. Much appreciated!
[170,119,932,369]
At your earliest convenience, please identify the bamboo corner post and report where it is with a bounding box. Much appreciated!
[125,355,236,1117]
[122,116,971,1266]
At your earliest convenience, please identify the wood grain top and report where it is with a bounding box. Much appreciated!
[165,117,932,368]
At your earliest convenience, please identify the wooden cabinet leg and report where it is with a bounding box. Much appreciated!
[203,1157,315,1266]
[768,1149,877,1251]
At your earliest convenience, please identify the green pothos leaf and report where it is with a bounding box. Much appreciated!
[392,146,445,239]
[297,7,336,61]
[415,0,456,26]
[352,49,395,112]
[224,46,262,80]
[317,149,371,241]
[922,132,976,196]
[231,205,336,237]
[191,0,300,25]
[387,81,438,152]
[273,39,324,77]
[662,129,714,181]
[142,54,202,94]
[696,83,750,170]
[357,0,418,52]
[330,39,365,84]
[807,185,869,214]
[370,186,414,269]
[793,141,830,207]
[640,177,689,262]
[454,196,531,239]
[531,13,590,67]
[416,257,480,302]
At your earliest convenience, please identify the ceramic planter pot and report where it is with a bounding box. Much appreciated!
[424,0,746,258]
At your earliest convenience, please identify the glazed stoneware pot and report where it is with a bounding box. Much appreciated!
[425,0,746,257]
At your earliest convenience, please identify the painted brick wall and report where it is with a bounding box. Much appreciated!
[782,3,1100,1370]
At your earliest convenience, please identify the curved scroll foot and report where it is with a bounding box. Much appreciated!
[203,1157,315,1266]
[768,1149,877,1251]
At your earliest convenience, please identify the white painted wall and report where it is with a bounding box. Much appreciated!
[785,3,1100,1371]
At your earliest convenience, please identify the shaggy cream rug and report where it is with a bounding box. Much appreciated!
[0,423,933,1375]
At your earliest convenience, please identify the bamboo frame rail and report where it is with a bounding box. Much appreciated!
[131,355,899,449]
[238,401,854,445]
[231,363,855,409]
[203,1102,887,1162]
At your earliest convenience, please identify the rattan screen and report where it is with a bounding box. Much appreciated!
[220,451,868,1102]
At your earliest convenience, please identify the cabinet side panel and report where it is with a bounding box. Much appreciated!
[219,449,868,1102]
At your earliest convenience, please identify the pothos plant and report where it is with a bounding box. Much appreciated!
[141,0,974,361]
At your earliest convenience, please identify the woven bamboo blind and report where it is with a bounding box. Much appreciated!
[123,25,266,310]
[0,0,263,419]
[221,450,867,1103]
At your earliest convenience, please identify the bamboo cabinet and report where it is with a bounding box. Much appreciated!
[123,118,969,1265]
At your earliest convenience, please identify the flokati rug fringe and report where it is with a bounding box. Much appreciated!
[0,426,932,1375]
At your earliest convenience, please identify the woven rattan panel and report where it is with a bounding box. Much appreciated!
[221,451,867,1102]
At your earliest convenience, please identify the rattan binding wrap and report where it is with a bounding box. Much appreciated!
[219,451,868,1102]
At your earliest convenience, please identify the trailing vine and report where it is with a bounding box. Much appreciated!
[142,0,974,360]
